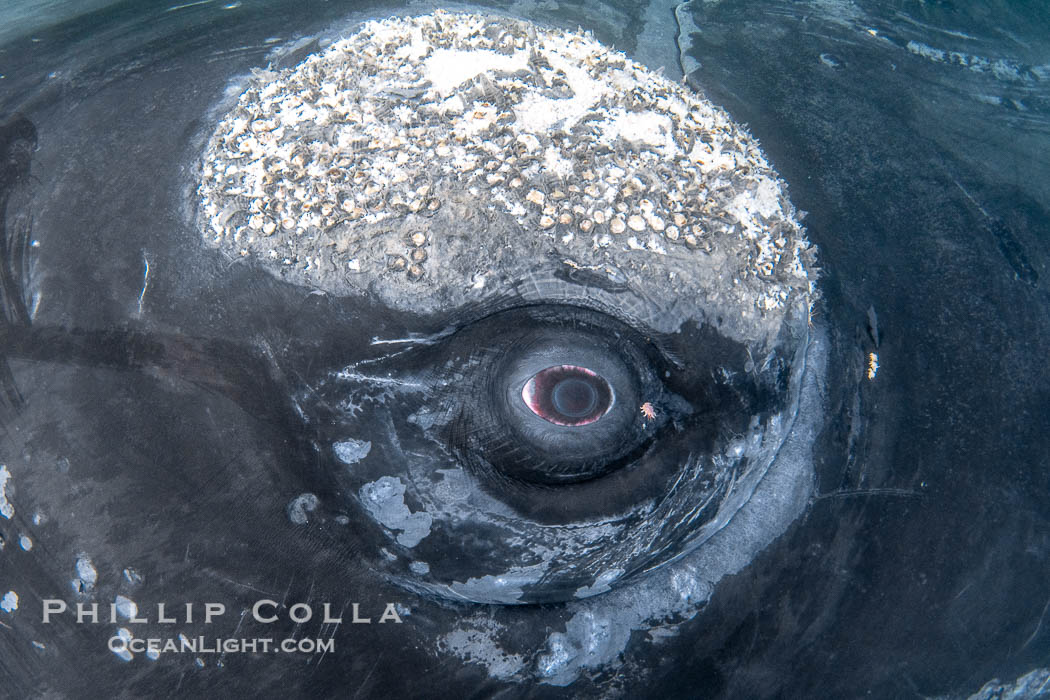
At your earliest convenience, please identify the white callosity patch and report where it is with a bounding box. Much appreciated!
[965,668,1050,700]
[112,627,133,662]
[425,47,529,97]
[286,492,319,525]
[333,438,372,466]
[904,40,1049,83]
[19,534,32,551]
[1,591,18,613]
[0,465,13,519]
[448,564,549,605]
[358,476,432,547]
[114,595,138,620]
[538,609,631,686]
[573,568,625,598]
[195,11,814,344]
[439,615,526,682]
[73,555,97,594]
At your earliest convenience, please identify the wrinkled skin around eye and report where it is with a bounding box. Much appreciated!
[299,286,813,607]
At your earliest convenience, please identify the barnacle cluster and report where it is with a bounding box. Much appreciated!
[196,11,814,336]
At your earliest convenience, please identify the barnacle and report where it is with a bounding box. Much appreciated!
[196,10,816,345]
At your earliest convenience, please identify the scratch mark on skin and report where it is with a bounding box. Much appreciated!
[0,619,12,630]
[1037,675,1050,695]
[313,600,347,669]
[1022,597,1050,650]
[341,347,415,369]
[210,573,276,597]
[370,329,455,346]
[281,575,294,609]
[292,579,315,638]
[219,609,248,666]
[815,487,924,500]
[137,253,150,316]
[950,180,985,217]
[352,654,385,700]
[333,371,426,389]
[165,0,213,13]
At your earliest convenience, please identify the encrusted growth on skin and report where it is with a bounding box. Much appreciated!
[197,11,814,343]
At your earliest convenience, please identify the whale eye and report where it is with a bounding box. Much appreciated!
[521,364,614,426]
[456,304,662,486]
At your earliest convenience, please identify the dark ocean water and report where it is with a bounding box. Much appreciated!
[0,1,1047,698]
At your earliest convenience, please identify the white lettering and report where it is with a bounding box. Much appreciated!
[76,602,98,624]
[322,603,342,624]
[351,603,370,623]
[42,599,67,623]
[204,602,225,623]
[379,603,403,624]
[252,599,278,623]
[289,603,312,623]
[157,603,176,623]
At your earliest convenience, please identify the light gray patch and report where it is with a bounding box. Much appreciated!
[432,468,471,504]
[538,609,632,686]
[1,591,18,613]
[409,561,430,575]
[964,668,1050,700]
[112,627,133,662]
[123,567,143,585]
[819,52,841,68]
[674,0,705,77]
[114,595,138,620]
[333,438,372,466]
[0,465,13,519]
[18,534,32,551]
[573,568,625,598]
[358,476,432,548]
[449,565,548,605]
[73,554,97,594]
[286,492,319,525]
[407,407,439,430]
[439,616,525,681]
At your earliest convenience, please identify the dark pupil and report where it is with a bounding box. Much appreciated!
[522,365,613,426]
[552,378,597,417]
